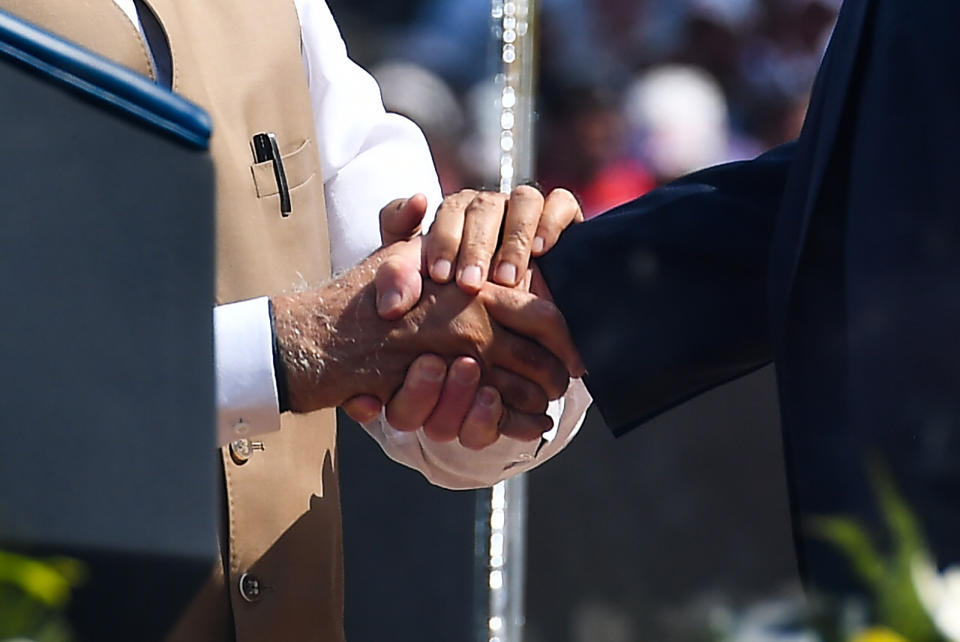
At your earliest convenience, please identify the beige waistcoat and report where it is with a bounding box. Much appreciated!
[1,1,345,640]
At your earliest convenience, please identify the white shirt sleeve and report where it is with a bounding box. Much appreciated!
[213,297,280,446]
[294,0,444,271]
[362,380,593,489]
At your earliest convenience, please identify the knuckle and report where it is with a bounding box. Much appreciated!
[472,191,507,209]
[463,238,495,260]
[548,187,579,206]
[501,229,532,254]
[438,189,478,212]
[427,229,459,255]
[502,381,548,414]
[454,188,479,202]
[511,184,544,204]
[544,189,584,226]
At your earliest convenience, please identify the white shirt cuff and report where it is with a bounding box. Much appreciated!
[213,297,281,446]
[360,379,593,489]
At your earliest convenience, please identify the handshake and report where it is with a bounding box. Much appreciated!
[270,186,585,450]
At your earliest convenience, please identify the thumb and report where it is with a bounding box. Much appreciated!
[481,283,585,378]
[342,395,384,423]
[374,240,424,320]
[380,193,429,245]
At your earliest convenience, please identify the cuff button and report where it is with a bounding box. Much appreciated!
[229,439,265,465]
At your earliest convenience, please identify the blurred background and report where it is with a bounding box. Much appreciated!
[328,0,838,211]
[330,1,841,641]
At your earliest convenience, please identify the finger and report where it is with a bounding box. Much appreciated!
[341,395,383,424]
[456,191,508,294]
[528,263,551,301]
[519,267,534,293]
[425,189,477,283]
[531,188,583,256]
[384,355,447,431]
[487,330,571,401]
[492,185,544,287]
[380,194,429,245]
[458,386,503,450]
[422,356,481,442]
[482,283,586,377]
[374,241,423,320]
[499,408,554,442]
[485,367,549,415]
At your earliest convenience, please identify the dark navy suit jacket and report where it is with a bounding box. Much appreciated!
[539,0,960,589]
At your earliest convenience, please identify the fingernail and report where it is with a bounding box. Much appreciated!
[478,387,498,407]
[377,289,402,316]
[533,236,546,253]
[460,265,483,288]
[432,259,452,281]
[453,361,480,384]
[419,359,445,382]
[495,262,517,285]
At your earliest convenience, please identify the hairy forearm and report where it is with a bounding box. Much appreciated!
[271,254,395,413]
[270,238,573,419]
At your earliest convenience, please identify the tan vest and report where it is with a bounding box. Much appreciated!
[2,1,345,640]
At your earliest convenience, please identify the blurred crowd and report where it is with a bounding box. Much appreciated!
[328,0,840,217]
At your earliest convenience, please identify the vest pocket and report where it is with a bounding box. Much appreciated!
[250,138,317,198]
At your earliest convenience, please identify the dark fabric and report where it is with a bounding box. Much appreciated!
[539,0,960,591]
[267,299,292,414]
[0,33,217,641]
[538,143,793,435]
[134,0,173,89]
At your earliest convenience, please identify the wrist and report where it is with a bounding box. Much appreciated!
[270,256,394,413]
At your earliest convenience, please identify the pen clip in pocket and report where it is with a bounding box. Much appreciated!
[252,132,291,216]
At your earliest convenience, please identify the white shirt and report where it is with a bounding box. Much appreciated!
[114,0,590,489]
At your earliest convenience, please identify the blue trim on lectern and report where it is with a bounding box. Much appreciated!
[0,9,211,149]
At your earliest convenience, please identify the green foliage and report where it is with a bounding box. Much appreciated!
[806,460,945,642]
[0,550,84,642]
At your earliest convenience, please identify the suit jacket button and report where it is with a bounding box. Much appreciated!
[238,572,262,603]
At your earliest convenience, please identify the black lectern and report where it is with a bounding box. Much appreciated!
[0,11,217,641]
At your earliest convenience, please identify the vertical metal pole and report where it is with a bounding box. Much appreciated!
[495,0,537,191]
[476,3,538,642]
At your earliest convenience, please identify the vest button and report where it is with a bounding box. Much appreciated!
[238,573,262,603]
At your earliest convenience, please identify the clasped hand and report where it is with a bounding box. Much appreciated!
[271,187,584,450]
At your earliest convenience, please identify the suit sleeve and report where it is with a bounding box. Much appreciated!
[537,143,795,436]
